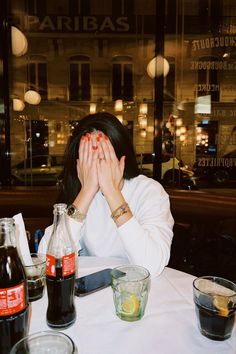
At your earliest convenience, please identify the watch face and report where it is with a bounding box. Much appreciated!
[67,205,76,216]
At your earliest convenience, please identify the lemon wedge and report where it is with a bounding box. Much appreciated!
[121,294,140,315]
[213,295,229,317]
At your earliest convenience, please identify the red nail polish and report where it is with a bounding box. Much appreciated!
[81,135,85,141]
[104,135,109,141]
[98,133,103,138]
[92,146,98,150]
[96,136,100,142]
[86,133,91,141]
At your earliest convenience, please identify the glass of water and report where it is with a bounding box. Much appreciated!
[111,265,151,322]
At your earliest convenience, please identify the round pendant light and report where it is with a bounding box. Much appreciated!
[24,90,41,105]
[147,56,170,78]
[11,26,28,57]
[13,98,25,111]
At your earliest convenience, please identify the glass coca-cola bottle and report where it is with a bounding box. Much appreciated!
[0,218,29,354]
[46,203,76,329]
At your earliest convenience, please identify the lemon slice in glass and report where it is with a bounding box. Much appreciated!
[121,294,140,315]
[213,295,229,317]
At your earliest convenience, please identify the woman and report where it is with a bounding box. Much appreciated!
[39,112,174,276]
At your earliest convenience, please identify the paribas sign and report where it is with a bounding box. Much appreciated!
[25,15,130,33]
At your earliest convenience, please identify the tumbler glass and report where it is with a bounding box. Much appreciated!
[111,265,150,322]
[193,276,236,341]
[10,331,77,354]
[22,253,46,302]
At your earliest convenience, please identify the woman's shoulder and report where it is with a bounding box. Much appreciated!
[127,174,168,198]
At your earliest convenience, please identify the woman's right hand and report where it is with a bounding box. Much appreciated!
[77,133,99,197]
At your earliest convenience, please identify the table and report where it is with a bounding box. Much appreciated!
[30,257,236,354]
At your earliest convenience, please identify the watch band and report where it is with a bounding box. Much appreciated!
[67,204,87,222]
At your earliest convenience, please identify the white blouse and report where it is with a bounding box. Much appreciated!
[39,175,174,276]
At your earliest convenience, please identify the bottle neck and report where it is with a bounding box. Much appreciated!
[0,218,16,248]
[52,203,67,233]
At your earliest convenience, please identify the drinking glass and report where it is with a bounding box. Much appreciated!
[193,276,236,341]
[10,331,77,354]
[22,253,46,302]
[111,265,150,322]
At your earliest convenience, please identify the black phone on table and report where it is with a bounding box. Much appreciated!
[75,268,125,296]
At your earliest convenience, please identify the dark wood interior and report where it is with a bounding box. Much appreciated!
[1,186,236,282]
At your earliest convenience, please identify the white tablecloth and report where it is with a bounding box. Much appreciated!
[30,257,236,354]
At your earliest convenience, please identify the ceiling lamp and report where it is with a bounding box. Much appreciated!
[147,56,170,78]
[13,98,25,111]
[114,99,123,112]
[139,103,148,115]
[24,90,41,105]
[90,103,97,114]
[11,26,28,57]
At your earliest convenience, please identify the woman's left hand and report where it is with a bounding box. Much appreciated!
[97,136,125,199]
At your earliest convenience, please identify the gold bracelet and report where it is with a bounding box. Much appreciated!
[111,202,130,222]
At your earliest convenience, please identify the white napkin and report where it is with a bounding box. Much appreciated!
[13,213,33,265]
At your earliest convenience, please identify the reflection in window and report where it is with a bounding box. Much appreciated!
[69,55,91,101]
[27,57,48,99]
[112,56,133,101]
[91,0,111,15]
[69,0,90,15]
[26,0,46,16]
[197,56,219,102]
[165,57,175,101]
[112,0,134,15]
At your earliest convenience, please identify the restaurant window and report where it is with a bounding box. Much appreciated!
[196,121,218,158]
[165,0,176,33]
[112,56,133,101]
[112,0,134,15]
[1,0,235,195]
[91,0,111,15]
[27,57,48,99]
[69,0,90,15]
[197,56,219,102]
[26,120,49,156]
[69,55,91,101]
[47,1,68,15]
[26,0,46,16]
[165,58,175,101]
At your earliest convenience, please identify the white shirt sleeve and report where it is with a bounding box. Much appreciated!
[118,182,174,277]
[38,217,83,255]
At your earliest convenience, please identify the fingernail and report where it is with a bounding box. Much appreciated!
[98,133,103,138]
[96,136,100,142]
[104,135,109,141]
[81,135,85,141]
[92,146,98,150]
[86,133,91,141]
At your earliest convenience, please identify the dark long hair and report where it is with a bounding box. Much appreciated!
[57,112,139,204]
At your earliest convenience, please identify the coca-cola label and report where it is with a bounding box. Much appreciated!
[0,282,26,316]
[46,254,56,277]
[62,253,75,276]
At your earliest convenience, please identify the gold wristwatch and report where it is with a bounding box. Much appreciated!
[67,204,86,222]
